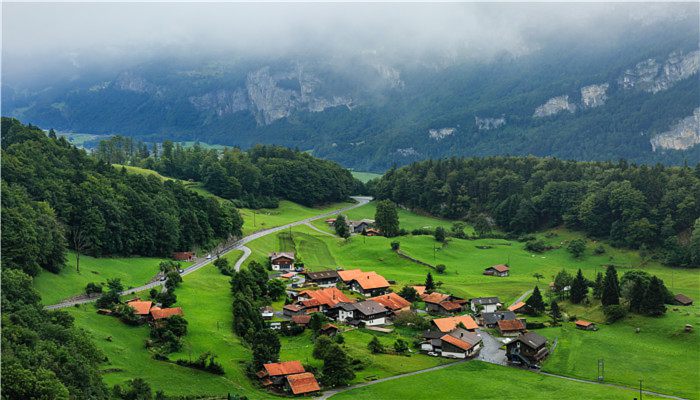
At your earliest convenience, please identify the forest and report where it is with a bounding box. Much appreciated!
[93,135,363,208]
[370,156,700,267]
[1,117,243,276]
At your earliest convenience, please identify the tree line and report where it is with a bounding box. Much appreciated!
[94,136,364,208]
[1,118,244,277]
[370,156,700,267]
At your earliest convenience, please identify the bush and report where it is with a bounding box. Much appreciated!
[95,291,120,309]
[175,352,225,375]
[524,240,547,253]
[392,311,429,330]
[410,228,433,236]
[390,241,401,251]
[280,323,305,337]
[594,245,606,255]
[85,282,103,295]
[393,339,409,354]
[604,305,628,323]
[435,264,446,274]
[367,336,385,354]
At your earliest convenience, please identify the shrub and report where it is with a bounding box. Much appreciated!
[390,241,401,251]
[594,245,606,255]
[524,240,547,253]
[604,305,628,323]
[367,336,385,354]
[410,228,433,236]
[393,311,429,330]
[435,264,447,274]
[393,339,409,354]
[85,282,103,295]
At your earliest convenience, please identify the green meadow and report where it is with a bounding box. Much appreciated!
[34,251,182,305]
[238,200,354,235]
[350,171,382,183]
[330,361,668,400]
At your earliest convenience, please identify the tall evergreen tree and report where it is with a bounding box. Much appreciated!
[375,200,400,237]
[321,344,355,387]
[549,300,562,325]
[425,272,435,293]
[592,272,604,299]
[333,214,350,239]
[251,329,281,370]
[642,276,668,316]
[628,278,646,313]
[601,265,620,306]
[526,286,545,315]
[570,269,588,304]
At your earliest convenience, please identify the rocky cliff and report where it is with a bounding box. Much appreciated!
[619,50,699,93]
[534,95,577,117]
[650,107,700,151]
[475,116,506,130]
[581,83,609,108]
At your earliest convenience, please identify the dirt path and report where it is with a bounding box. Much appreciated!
[45,196,372,309]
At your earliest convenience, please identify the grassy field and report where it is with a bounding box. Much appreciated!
[238,200,354,235]
[331,361,668,400]
[34,252,181,305]
[351,171,382,183]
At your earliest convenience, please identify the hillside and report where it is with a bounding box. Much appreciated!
[3,12,699,171]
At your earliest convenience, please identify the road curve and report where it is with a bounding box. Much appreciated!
[45,196,372,310]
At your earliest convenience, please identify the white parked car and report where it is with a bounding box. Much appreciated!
[206,254,212,260]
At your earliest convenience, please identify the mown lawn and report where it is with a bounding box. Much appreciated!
[342,201,462,233]
[239,200,354,235]
[34,252,181,305]
[331,361,668,400]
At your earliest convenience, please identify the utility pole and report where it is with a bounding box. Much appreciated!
[639,379,643,400]
[253,211,256,227]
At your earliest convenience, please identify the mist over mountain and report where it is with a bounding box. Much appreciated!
[2,3,699,171]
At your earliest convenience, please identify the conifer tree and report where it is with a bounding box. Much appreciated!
[549,300,562,325]
[628,278,646,313]
[526,285,545,315]
[570,269,588,304]
[321,344,355,387]
[601,265,620,306]
[425,272,435,293]
[642,276,667,316]
[592,272,604,299]
[375,200,400,237]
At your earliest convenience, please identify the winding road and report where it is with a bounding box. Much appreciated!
[45,196,371,310]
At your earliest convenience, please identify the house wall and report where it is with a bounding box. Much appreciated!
[361,316,386,326]
[441,351,467,359]
[338,309,354,322]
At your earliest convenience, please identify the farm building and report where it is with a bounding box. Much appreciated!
[575,320,598,331]
[422,292,467,315]
[260,306,274,320]
[303,270,340,287]
[506,332,549,368]
[283,304,305,317]
[370,292,412,314]
[497,319,527,336]
[412,286,427,296]
[508,301,527,313]
[258,361,306,387]
[674,294,694,306]
[334,300,389,326]
[431,315,478,333]
[127,300,153,317]
[483,264,510,277]
[347,272,390,296]
[291,315,311,327]
[319,323,339,337]
[150,307,183,322]
[285,372,321,396]
[349,219,375,233]
[364,228,381,236]
[269,252,296,271]
[480,311,517,328]
[421,328,482,358]
[470,297,502,314]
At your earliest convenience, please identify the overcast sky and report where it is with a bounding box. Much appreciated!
[2,2,697,82]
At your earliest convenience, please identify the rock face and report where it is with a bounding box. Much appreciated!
[475,116,506,130]
[619,50,700,93]
[244,66,353,125]
[396,147,419,157]
[189,89,248,116]
[650,107,700,151]
[114,72,156,94]
[534,95,577,118]
[580,83,609,108]
[428,127,456,140]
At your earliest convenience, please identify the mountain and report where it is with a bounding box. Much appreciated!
[3,16,699,171]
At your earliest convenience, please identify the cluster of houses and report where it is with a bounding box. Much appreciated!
[257,360,321,396]
[325,218,381,236]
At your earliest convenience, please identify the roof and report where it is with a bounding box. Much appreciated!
[350,219,374,227]
[286,372,321,395]
[150,307,183,320]
[514,332,547,349]
[439,301,463,311]
[575,320,594,327]
[481,311,516,325]
[487,264,510,273]
[412,286,427,295]
[421,292,451,304]
[675,293,693,305]
[260,306,274,313]
[337,269,364,282]
[422,329,446,339]
[127,300,153,315]
[497,319,526,332]
[440,334,473,351]
[321,323,338,331]
[292,315,311,325]
[263,361,305,377]
[269,252,295,261]
[471,297,501,306]
[432,315,478,332]
[280,272,297,279]
[448,329,482,346]
[508,301,526,312]
[298,287,353,307]
[284,304,303,312]
[350,272,390,290]
[304,270,340,281]
[370,292,411,311]
[352,300,389,317]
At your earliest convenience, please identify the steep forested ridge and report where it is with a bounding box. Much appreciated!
[94,135,363,208]
[371,157,700,266]
[1,117,243,276]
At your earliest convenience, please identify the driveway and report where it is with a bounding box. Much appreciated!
[476,329,507,365]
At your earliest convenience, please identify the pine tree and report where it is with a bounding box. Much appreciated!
[251,329,280,370]
[570,269,588,304]
[321,344,355,387]
[333,215,350,239]
[549,300,562,325]
[628,278,646,313]
[375,200,400,237]
[526,285,545,315]
[592,272,604,299]
[367,336,384,354]
[601,265,620,306]
[642,276,667,316]
[425,272,435,293]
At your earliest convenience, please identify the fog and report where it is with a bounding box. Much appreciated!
[2,2,696,84]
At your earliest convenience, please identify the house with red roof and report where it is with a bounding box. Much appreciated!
[497,319,526,336]
[285,372,321,396]
[257,361,306,387]
[431,315,478,333]
[370,292,412,314]
[127,300,153,316]
[421,292,467,315]
[575,320,598,331]
[297,287,353,312]
[346,271,390,296]
[483,264,510,277]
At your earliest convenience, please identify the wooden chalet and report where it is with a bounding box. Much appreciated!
[364,228,381,236]
[347,272,390,296]
[150,307,183,321]
[349,219,375,233]
[319,323,339,337]
[506,332,549,368]
[291,315,311,327]
[283,304,305,317]
[470,297,502,314]
[412,285,427,296]
[127,300,153,318]
[674,293,694,306]
[421,328,482,359]
[334,300,389,326]
[422,292,467,315]
[370,292,412,314]
[575,320,598,331]
[480,311,517,328]
[257,361,306,387]
[431,315,478,333]
[483,264,510,277]
[285,372,321,396]
[296,287,353,312]
[497,319,526,336]
[303,270,340,287]
[508,301,527,313]
[269,252,296,271]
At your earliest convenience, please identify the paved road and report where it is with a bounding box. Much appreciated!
[304,221,336,237]
[45,196,372,310]
[511,289,532,306]
[476,329,507,365]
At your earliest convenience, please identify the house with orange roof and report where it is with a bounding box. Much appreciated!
[127,300,153,317]
[508,301,527,313]
[412,285,427,296]
[337,269,364,282]
[422,292,467,315]
[370,292,411,314]
[347,272,390,296]
[431,315,478,332]
[497,319,526,336]
[258,361,306,387]
[483,264,510,277]
[150,307,183,321]
[285,372,321,396]
[575,320,598,331]
[297,287,353,312]
[291,315,311,327]
[421,327,482,358]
